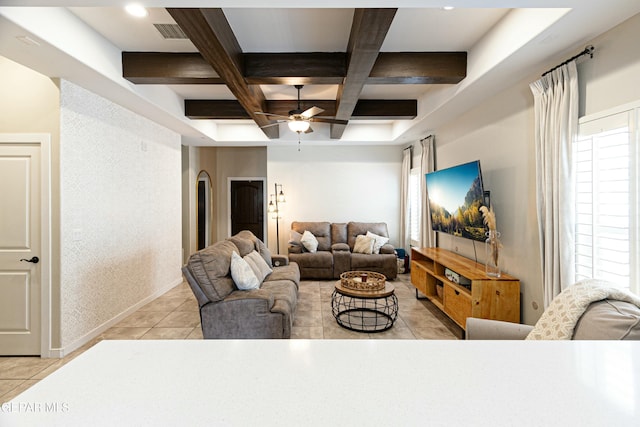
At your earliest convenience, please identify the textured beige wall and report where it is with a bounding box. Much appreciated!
[59,80,182,349]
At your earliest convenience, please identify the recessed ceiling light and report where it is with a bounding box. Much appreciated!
[442,6,455,11]
[125,3,148,18]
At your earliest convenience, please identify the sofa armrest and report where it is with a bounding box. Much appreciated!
[223,289,275,311]
[332,243,350,252]
[465,318,533,340]
[288,244,303,254]
[379,244,395,255]
[271,254,289,267]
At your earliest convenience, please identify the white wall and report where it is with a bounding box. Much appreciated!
[59,80,182,350]
[267,145,401,253]
[426,12,640,325]
[579,13,640,116]
[433,82,542,324]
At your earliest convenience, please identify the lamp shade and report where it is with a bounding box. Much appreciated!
[288,120,310,133]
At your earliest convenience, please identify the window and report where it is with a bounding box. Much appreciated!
[575,102,639,294]
[409,167,421,247]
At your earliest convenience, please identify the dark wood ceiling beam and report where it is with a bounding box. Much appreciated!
[185,99,416,120]
[122,52,223,84]
[351,100,417,119]
[370,52,467,84]
[244,53,346,85]
[167,8,278,139]
[331,8,397,139]
[122,51,466,85]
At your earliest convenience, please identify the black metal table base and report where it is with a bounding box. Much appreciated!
[331,290,399,332]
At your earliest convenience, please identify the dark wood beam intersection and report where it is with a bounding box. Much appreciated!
[332,8,397,139]
[167,8,278,139]
[185,99,417,120]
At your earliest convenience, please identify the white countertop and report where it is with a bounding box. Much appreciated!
[1,340,639,426]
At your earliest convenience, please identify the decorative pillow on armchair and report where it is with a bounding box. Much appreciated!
[366,231,389,254]
[353,235,374,254]
[301,230,319,253]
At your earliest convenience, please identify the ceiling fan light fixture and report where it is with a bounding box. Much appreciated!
[288,120,310,133]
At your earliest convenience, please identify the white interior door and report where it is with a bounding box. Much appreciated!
[0,142,41,355]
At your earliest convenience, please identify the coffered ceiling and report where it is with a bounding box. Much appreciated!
[1,1,640,146]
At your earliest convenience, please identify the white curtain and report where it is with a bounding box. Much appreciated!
[400,147,412,253]
[420,136,436,248]
[530,62,578,307]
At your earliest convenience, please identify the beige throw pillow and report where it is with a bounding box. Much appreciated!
[244,250,273,284]
[353,235,374,254]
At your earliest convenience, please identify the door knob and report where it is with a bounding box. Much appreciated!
[20,256,39,264]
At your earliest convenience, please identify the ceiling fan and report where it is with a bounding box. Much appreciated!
[256,85,348,134]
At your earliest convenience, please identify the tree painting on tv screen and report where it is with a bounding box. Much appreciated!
[426,161,486,242]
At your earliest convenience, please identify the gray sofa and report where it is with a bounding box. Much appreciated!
[182,230,300,339]
[466,299,640,340]
[287,221,397,280]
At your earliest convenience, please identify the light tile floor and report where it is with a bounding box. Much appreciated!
[0,273,460,404]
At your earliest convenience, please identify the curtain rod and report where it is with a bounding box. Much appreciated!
[542,45,595,77]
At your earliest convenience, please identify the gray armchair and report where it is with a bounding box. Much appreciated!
[467,299,640,340]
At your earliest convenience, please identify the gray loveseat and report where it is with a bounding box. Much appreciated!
[288,221,397,280]
[182,230,300,339]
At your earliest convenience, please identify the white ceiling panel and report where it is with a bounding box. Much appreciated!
[382,8,510,51]
[224,8,354,52]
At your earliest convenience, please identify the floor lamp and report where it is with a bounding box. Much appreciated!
[268,183,286,254]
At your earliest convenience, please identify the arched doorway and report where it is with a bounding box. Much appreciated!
[197,171,212,250]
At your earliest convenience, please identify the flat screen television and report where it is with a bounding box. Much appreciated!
[425,160,487,242]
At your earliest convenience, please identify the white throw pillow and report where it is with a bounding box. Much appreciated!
[353,235,374,254]
[300,230,319,253]
[244,250,273,284]
[230,251,259,290]
[366,231,389,254]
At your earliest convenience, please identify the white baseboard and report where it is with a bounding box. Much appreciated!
[52,276,184,358]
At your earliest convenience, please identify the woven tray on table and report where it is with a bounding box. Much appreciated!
[340,271,386,292]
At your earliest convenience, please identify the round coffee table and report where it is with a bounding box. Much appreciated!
[331,280,399,332]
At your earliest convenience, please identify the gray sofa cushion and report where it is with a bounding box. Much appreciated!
[266,262,300,288]
[234,230,273,266]
[289,251,333,268]
[226,234,255,257]
[187,240,238,302]
[573,299,640,340]
[331,223,347,245]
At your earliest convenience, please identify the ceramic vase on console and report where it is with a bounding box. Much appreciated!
[485,230,502,277]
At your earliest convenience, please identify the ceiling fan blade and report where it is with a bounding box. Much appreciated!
[260,122,283,129]
[301,106,324,119]
[255,111,291,121]
[309,117,349,125]
[304,126,314,134]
